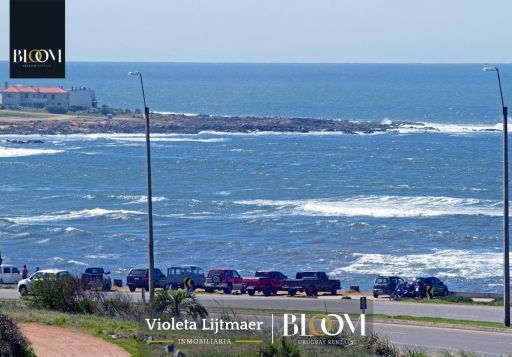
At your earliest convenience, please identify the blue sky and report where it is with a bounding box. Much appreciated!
[1,0,511,63]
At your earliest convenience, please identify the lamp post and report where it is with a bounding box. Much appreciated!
[483,65,510,327]
[129,71,155,301]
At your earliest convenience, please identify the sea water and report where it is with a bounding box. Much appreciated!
[0,63,511,292]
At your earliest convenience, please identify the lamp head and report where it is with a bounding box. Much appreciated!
[483,66,497,72]
[128,71,141,76]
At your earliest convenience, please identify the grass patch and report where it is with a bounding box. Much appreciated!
[371,314,508,329]
[398,296,505,307]
[204,306,510,330]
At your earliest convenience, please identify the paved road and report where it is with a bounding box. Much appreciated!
[192,293,505,323]
[0,288,505,323]
[374,323,512,356]
[236,313,512,356]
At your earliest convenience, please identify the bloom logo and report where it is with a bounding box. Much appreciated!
[10,0,65,78]
[13,49,63,64]
[283,313,366,337]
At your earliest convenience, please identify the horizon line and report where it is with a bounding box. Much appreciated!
[0,60,511,65]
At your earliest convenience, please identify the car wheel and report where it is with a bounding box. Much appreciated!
[248,289,256,296]
[288,289,296,296]
[272,289,278,296]
[443,288,449,296]
[19,285,27,295]
[331,287,338,295]
[373,294,378,298]
[223,284,233,295]
[205,287,214,293]
[188,281,196,292]
[306,286,317,296]
[263,286,272,297]
[129,286,136,292]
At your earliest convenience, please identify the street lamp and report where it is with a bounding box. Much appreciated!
[483,65,510,326]
[129,71,155,301]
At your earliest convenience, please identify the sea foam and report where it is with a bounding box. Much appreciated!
[4,208,144,224]
[234,195,501,218]
[0,146,64,157]
[331,249,501,279]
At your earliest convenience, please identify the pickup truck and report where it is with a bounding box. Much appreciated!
[80,267,112,291]
[242,271,288,296]
[283,272,340,296]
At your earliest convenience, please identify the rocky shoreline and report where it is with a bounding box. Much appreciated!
[0,112,429,135]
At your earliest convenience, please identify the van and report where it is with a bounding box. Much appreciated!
[0,265,22,284]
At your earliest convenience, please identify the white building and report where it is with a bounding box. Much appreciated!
[68,86,97,109]
[0,82,97,109]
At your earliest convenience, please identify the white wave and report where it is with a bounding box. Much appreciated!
[234,195,501,218]
[111,195,168,204]
[228,148,254,153]
[37,238,51,244]
[85,253,119,260]
[332,249,501,279]
[67,260,87,266]
[64,227,80,233]
[0,146,64,158]
[153,111,199,117]
[108,135,227,143]
[395,122,504,134]
[4,208,144,224]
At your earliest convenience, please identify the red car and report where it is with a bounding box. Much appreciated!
[204,269,243,294]
[242,271,288,296]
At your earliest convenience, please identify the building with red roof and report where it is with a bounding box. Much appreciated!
[0,82,69,109]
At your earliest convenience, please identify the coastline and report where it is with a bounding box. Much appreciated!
[0,111,422,135]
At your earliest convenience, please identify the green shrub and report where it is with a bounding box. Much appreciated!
[68,105,86,112]
[0,312,35,357]
[151,289,208,320]
[438,296,473,304]
[23,275,84,312]
[360,333,401,357]
[91,292,145,319]
[45,106,67,114]
[259,337,301,357]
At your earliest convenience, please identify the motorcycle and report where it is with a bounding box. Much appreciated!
[389,283,406,301]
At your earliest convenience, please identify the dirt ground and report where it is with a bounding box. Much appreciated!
[20,323,130,357]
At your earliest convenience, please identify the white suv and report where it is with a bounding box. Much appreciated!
[0,265,21,284]
[18,269,70,294]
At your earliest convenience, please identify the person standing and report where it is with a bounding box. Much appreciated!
[22,265,28,279]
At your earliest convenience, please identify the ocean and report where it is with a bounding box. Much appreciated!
[0,62,511,292]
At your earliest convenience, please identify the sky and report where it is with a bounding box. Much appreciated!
[1,0,511,63]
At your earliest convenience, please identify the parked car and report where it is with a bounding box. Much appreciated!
[415,276,449,297]
[126,268,167,292]
[204,269,243,294]
[80,267,111,291]
[373,276,405,298]
[283,272,340,296]
[242,271,288,296]
[0,264,21,284]
[166,265,205,290]
[17,269,70,294]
